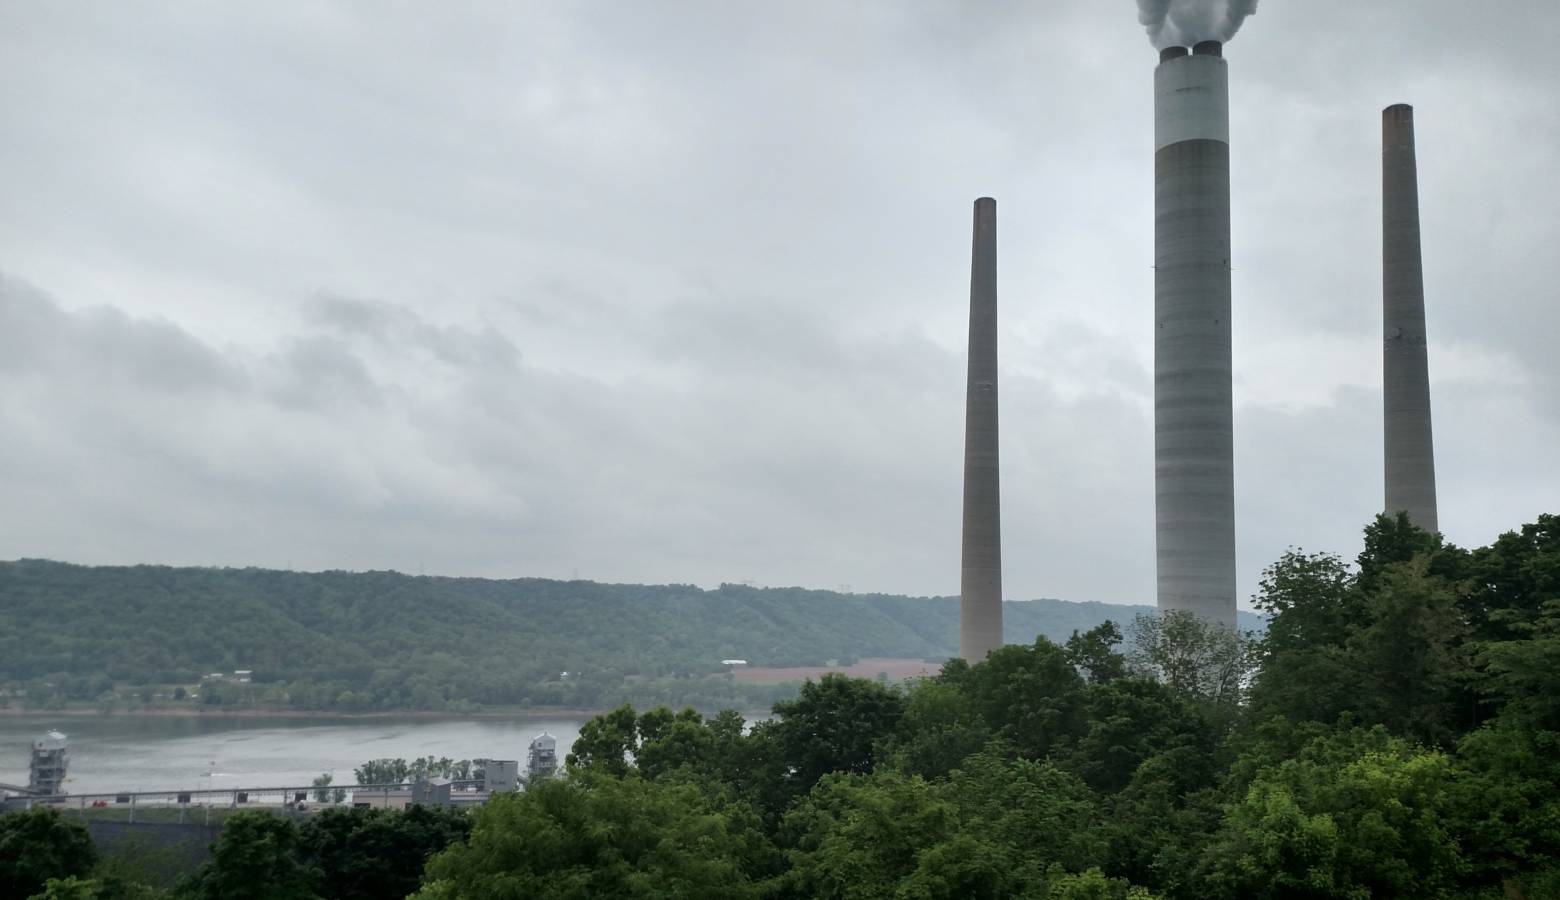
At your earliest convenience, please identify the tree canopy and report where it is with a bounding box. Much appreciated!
[0,808,97,899]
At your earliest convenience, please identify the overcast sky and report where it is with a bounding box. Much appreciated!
[1,1,1556,607]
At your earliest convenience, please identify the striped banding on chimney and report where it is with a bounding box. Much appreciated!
[1153,44,1237,631]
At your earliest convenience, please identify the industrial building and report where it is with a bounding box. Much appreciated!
[527,732,558,784]
[477,758,520,793]
[29,731,69,795]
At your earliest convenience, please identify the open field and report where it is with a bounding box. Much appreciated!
[731,657,942,685]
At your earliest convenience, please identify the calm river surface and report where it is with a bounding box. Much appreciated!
[0,714,587,795]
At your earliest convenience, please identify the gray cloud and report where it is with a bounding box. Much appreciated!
[0,1,1556,608]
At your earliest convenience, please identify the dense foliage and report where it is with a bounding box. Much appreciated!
[0,561,1256,712]
[409,512,1560,898]
[182,806,472,900]
[8,513,1558,898]
[1,806,474,900]
[0,808,97,898]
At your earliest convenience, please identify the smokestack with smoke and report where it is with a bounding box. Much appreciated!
[1153,32,1237,630]
[1138,0,1259,49]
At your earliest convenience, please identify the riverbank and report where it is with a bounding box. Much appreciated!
[0,703,774,721]
[0,713,600,795]
[0,704,614,721]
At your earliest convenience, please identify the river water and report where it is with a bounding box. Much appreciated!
[0,713,587,795]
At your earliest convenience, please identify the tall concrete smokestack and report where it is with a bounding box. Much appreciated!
[960,197,1002,661]
[1382,104,1439,533]
[1153,41,1236,630]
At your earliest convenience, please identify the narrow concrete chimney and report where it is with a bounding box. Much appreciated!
[960,197,1002,661]
[1382,104,1439,532]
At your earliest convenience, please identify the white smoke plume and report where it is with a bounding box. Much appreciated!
[1137,0,1259,49]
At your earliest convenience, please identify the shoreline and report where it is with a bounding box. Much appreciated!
[0,703,774,722]
[0,705,612,721]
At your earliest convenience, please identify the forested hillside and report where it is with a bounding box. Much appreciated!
[0,561,1259,712]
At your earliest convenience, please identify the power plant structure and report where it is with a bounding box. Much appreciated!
[943,16,1448,655]
[28,731,69,796]
[527,731,558,784]
[1382,104,1439,533]
[959,197,1003,661]
[1152,41,1238,630]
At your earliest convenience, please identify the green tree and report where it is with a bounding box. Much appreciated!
[1064,677,1212,794]
[1246,550,1361,726]
[177,812,318,900]
[311,773,334,804]
[31,875,170,900]
[1101,750,1224,897]
[565,703,640,777]
[1248,523,1493,745]
[92,829,187,896]
[1044,867,1158,900]
[894,832,1021,900]
[1346,559,1470,744]
[1126,612,1255,712]
[1448,722,1560,893]
[1462,514,1560,641]
[295,806,471,900]
[887,678,991,779]
[1203,784,1348,899]
[764,674,906,794]
[1064,621,1129,685]
[1202,729,1464,899]
[778,753,1125,899]
[1356,512,1450,593]
[353,759,410,785]
[0,807,98,899]
[778,770,958,900]
[415,775,765,899]
[633,707,715,780]
[32,876,98,899]
[955,638,1084,760]
[944,750,1107,878]
[1473,598,1560,730]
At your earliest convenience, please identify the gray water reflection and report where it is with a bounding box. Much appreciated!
[0,714,585,794]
